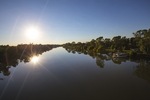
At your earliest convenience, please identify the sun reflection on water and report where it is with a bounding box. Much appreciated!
[30,56,39,64]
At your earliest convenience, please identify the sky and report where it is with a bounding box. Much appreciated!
[0,0,150,45]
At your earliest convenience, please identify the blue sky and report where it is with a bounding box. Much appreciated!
[0,0,150,45]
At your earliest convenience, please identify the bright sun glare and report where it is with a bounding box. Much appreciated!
[30,56,39,64]
[25,26,40,40]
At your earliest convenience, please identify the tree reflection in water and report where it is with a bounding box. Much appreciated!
[0,44,60,76]
[134,60,150,82]
[64,47,150,82]
[1,45,150,83]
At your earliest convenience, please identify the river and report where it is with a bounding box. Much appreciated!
[0,47,150,100]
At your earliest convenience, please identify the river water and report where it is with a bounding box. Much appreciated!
[0,47,150,100]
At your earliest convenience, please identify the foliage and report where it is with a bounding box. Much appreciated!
[63,28,150,57]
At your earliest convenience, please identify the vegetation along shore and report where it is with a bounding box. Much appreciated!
[63,28,150,59]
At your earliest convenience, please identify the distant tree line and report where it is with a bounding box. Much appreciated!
[63,28,150,57]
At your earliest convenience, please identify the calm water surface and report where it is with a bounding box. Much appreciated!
[0,47,150,100]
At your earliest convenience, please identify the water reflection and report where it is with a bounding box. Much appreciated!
[112,57,127,64]
[134,60,150,82]
[0,47,150,100]
[64,47,150,82]
[0,44,59,76]
[30,56,39,64]
[0,65,10,76]
[0,45,150,83]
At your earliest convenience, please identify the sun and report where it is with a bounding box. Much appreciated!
[25,25,40,40]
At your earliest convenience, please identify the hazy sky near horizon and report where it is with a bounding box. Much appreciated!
[0,0,150,45]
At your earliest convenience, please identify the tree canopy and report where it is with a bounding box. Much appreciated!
[63,28,150,56]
